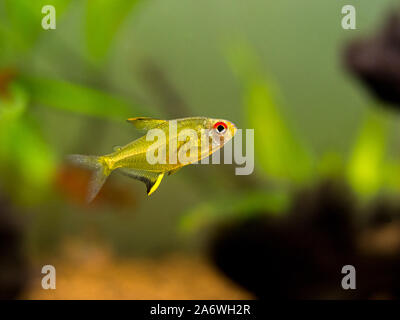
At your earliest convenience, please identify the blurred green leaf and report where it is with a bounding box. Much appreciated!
[227,45,314,184]
[247,83,314,183]
[347,109,389,196]
[0,82,28,163]
[0,24,15,66]
[179,190,290,234]
[11,118,57,204]
[382,161,400,193]
[0,82,27,123]
[0,84,55,204]
[85,0,141,62]
[4,0,71,54]
[19,76,143,120]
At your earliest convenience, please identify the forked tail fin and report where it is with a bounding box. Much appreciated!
[68,154,111,203]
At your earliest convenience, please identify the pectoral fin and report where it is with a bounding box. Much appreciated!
[127,117,167,130]
[119,168,165,195]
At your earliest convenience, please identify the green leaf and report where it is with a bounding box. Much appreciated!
[11,119,57,203]
[0,23,16,66]
[179,190,290,234]
[4,0,71,54]
[347,109,389,196]
[19,76,143,120]
[227,45,314,184]
[0,82,28,123]
[0,85,55,204]
[85,0,141,62]
[0,82,28,162]
[382,161,400,193]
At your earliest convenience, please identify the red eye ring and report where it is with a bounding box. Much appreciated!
[213,121,227,132]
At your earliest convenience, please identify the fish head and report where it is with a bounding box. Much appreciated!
[206,118,237,148]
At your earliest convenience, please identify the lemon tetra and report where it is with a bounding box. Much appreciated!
[69,117,237,202]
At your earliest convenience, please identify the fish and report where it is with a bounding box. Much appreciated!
[68,117,237,202]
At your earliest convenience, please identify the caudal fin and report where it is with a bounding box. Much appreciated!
[68,154,111,203]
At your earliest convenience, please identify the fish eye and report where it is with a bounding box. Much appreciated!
[213,121,227,134]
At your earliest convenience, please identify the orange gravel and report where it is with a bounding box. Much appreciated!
[24,241,252,300]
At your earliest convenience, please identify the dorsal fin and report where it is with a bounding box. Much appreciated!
[168,168,181,175]
[118,168,165,195]
[126,117,167,130]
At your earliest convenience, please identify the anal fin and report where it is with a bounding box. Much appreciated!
[119,168,165,195]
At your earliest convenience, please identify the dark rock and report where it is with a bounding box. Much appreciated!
[344,11,400,107]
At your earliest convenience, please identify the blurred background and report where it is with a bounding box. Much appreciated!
[1,0,400,299]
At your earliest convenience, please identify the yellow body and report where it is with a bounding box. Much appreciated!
[69,116,237,202]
